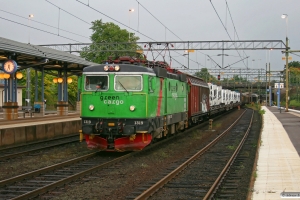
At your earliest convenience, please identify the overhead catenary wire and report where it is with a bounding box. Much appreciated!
[210,0,248,68]
[225,0,249,60]
[0,16,81,43]
[45,0,91,25]
[74,0,198,69]
[75,0,156,42]
[1,0,205,70]
[135,0,183,41]
[0,9,89,39]
[46,0,207,69]
[133,1,208,69]
[290,52,300,58]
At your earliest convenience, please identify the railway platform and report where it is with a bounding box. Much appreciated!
[0,112,81,148]
[251,106,300,200]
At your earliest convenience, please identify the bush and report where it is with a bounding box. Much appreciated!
[259,109,265,115]
[290,100,300,107]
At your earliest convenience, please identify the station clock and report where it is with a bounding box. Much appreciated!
[3,59,17,74]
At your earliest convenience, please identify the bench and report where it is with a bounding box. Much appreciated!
[22,106,32,112]
[21,104,41,118]
[22,106,33,118]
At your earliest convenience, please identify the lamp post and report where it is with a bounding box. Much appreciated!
[183,51,188,68]
[265,63,268,106]
[28,14,34,44]
[128,9,134,41]
[282,14,289,112]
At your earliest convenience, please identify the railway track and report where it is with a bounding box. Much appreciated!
[0,109,242,199]
[126,109,254,199]
[0,134,80,162]
[0,152,132,200]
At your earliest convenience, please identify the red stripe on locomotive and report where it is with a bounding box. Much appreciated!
[156,78,164,116]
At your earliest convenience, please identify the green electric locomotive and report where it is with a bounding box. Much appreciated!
[79,59,188,151]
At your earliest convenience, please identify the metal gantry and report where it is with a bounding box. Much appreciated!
[40,40,286,53]
[39,40,289,102]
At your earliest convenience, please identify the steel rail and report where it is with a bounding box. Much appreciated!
[10,152,134,200]
[203,110,254,199]
[135,109,247,200]
[0,109,239,199]
[0,152,98,188]
[0,135,80,161]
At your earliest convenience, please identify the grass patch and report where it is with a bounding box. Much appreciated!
[253,170,258,178]
[155,151,168,158]
[258,109,265,115]
[245,103,265,115]
[227,145,236,150]
[214,122,222,128]
[290,100,300,107]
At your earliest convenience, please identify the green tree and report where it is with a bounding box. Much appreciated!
[289,61,300,68]
[194,68,217,82]
[80,19,140,63]
[17,70,78,109]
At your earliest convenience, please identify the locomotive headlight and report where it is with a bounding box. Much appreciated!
[129,105,135,111]
[104,65,109,71]
[89,105,95,111]
[109,66,114,71]
[115,65,120,71]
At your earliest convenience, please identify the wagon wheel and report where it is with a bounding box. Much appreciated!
[150,131,158,144]
[175,123,180,134]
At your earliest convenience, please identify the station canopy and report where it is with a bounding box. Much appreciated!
[0,36,96,74]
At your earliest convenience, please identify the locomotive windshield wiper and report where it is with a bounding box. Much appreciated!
[118,81,129,94]
[95,84,101,94]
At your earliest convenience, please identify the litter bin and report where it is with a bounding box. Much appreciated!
[34,104,41,113]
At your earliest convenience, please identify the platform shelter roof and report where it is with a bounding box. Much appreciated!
[0,37,96,74]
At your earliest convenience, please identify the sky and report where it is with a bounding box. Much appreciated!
[1,0,300,77]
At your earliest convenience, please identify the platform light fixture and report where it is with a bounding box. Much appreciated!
[3,73,10,79]
[67,77,72,83]
[16,72,23,79]
[53,77,72,83]
[57,77,63,83]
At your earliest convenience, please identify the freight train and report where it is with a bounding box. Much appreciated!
[79,56,241,152]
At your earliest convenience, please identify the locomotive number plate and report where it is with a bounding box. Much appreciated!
[84,120,92,124]
[134,121,143,125]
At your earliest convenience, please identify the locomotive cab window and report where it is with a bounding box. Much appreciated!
[85,75,108,91]
[115,75,142,91]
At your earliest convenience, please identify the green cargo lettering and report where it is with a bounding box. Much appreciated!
[103,100,124,105]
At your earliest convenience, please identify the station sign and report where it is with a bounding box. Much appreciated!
[274,83,284,89]
[282,56,292,60]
